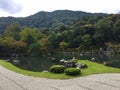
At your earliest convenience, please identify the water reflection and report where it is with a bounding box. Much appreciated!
[15,54,76,72]
[1,53,120,71]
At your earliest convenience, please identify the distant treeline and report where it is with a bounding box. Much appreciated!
[0,10,107,34]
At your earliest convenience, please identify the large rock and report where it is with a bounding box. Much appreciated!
[76,64,88,69]
[60,60,76,68]
[59,59,88,69]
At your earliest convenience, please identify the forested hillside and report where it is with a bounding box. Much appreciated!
[0,10,107,33]
[0,13,120,56]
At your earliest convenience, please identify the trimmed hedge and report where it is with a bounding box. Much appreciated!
[50,65,65,73]
[64,68,81,76]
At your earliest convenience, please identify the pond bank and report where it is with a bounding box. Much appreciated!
[0,60,120,79]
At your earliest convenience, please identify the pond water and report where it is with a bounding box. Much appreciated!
[2,53,120,72]
[13,54,73,72]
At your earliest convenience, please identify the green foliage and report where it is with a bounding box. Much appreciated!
[25,34,35,45]
[50,65,65,73]
[20,27,38,43]
[8,41,27,54]
[0,10,107,33]
[28,43,42,56]
[82,34,91,46]
[108,44,120,54]
[39,37,52,54]
[73,21,87,27]
[59,41,68,52]
[1,12,120,55]
[48,32,59,48]
[59,41,68,48]
[4,23,21,40]
[64,68,81,76]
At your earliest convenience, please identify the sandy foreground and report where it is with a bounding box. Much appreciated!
[0,65,120,90]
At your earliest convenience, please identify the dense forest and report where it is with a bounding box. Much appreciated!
[0,10,107,33]
[0,10,120,56]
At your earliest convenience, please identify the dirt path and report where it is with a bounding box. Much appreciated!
[0,65,120,90]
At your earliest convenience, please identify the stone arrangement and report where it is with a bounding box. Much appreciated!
[60,59,88,69]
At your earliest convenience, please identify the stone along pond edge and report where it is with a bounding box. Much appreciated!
[0,59,120,79]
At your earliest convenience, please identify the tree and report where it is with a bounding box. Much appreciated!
[73,20,87,28]
[28,43,42,56]
[54,25,69,33]
[20,27,38,45]
[48,32,58,48]
[0,37,10,56]
[114,20,120,42]
[4,23,21,40]
[25,34,35,45]
[59,41,68,53]
[8,41,27,54]
[94,19,113,43]
[39,38,52,54]
[82,34,92,49]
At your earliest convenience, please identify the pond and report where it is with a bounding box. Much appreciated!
[11,54,74,72]
[2,53,120,72]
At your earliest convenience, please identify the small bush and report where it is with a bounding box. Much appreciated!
[64,68,81,76]
[50,65,65,73]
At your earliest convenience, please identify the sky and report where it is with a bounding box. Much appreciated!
[0,0,120,17]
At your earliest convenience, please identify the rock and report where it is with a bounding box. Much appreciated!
[81,64,88,69]
[51,57,56,62]
[12,60,20,65]
[76,64,88,69]
[42,70,48,72]
[5,59,10,62]
[5,58,13,62]
[91,57,95,62]
[72,57,75,60]
[103,62,111,66]
[64,61,76,68]
[60,59,65,63]
[80,54,83,56]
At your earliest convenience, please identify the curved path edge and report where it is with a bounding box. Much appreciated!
[0,65,120,90]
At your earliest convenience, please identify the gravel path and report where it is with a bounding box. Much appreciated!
[0,65,120,90]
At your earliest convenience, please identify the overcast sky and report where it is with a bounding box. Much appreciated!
[0,0,120,17]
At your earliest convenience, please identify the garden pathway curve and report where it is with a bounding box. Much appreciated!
[0,65,120,90]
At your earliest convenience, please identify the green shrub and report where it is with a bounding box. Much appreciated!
[64,68,81,76]
[50,65,65,73]
[28,43,42,56]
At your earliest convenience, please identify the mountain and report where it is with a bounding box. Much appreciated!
[0,10,107,33]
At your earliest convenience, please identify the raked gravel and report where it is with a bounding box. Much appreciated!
[0,65,120,90]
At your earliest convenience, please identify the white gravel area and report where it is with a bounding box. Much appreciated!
[0,65,120,90]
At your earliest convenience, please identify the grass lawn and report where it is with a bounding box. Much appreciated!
[78,60,120,76]
[0,59,120,79]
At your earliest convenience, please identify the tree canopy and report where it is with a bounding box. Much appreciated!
[0,14,120,56]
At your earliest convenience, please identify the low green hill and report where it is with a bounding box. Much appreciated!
[0,10,107,33]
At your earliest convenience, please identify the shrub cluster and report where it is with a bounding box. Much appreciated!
[50,65,65,73]
[64,68,81,76]
[50,65,81,76]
